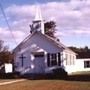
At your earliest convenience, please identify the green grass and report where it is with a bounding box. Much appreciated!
[0,79,90,90]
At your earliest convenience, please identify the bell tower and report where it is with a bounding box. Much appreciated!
[30,5,44,34]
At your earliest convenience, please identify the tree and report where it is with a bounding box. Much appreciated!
[69,46,90,59]
[30,20,57,39]
[84,46,89,52]
[0,40,12,65]
[44,21,56,38]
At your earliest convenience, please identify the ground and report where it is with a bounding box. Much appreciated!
[0,78,90,90]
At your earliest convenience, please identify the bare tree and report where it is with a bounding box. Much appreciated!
[0,40,12,64]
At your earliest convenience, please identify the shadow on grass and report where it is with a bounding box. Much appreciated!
[23,68,90,82]
[0,73,22,79]
[66,75,90,82]
[22,73,90,82]
[0,73,90,82]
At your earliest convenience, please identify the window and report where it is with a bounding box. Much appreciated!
[84,61,90,68]
[70,55,75,65]
[72,56,75,65]
[66,54,71,65]
[58,53,61,66]
[47,53,50,67]
[47,53,61,67]
[34,52,44,57]
[70,55,74,65]
[65,54,68,65]
[51,54,57,66]
[70,55,72,65]
[34,54,44,57]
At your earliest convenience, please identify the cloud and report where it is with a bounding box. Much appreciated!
[72,29,90,35]
[0,0,90,49]
[0,27,25,49]
[6,5,35,20]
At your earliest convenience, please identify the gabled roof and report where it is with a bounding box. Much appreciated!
[42,33,77,54]
[13,32,35,52]
[13,31,76,55]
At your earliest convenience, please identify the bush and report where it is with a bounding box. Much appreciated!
[52,68,67,78]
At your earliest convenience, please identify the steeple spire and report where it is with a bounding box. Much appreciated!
[34,5,43,21]
[30,4,44,34]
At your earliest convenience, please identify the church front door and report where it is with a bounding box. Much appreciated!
[33,52,45,73]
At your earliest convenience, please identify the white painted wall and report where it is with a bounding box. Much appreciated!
[14,33,63,54]
[64,58,90,74]
[29,33,62,53]
[75,59,90,72]
[62,50,76,74]
[14,32,78,75]
[14,32,63,74]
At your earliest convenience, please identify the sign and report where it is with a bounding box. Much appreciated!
[5,63,13,73]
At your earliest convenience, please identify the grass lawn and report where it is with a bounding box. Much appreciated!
[0,79,90,90]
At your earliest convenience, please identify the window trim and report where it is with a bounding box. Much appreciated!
[47,53,61,67]
[84,61,90,68]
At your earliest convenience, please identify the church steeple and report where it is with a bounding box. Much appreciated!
[34,5,43,21]
[30,5,44,34]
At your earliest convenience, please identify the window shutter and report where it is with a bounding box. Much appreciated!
[47,53,50,67]
[58,52,61,66]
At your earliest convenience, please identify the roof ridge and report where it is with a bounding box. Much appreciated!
[13,31,76,54]
[13,32,37,52]
[43,33,77,54]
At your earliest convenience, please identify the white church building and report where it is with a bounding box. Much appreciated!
[13,6,90,75]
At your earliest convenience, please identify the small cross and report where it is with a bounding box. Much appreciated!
[19,54,26,67]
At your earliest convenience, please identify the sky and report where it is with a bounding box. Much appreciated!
[0,0,90,50]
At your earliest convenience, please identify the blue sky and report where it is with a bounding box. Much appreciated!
[0,0,90,50]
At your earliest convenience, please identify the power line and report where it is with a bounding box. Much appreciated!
[0,3,17,45]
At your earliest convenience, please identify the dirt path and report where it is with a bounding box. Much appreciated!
[0,79,25,86]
